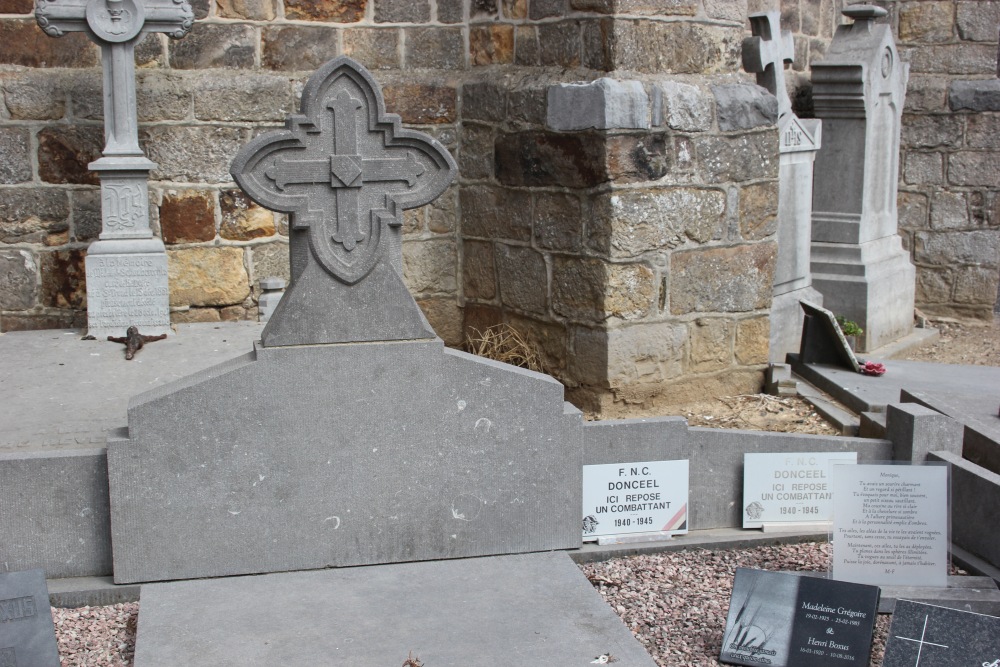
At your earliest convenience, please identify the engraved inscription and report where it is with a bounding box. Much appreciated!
[87,255,170,331]
[0,647,15,667]
[0,596,36,623]
[783,126,803,147]
[102,182,147,233]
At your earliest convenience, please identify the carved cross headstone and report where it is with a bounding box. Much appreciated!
[742,10,795,119]
[35,0,193,338]
[232,56,457,347]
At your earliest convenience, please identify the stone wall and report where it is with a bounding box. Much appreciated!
[775,0,1000,319]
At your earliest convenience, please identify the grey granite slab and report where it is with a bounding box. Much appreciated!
[883,599,1000,666]
[133,552,658,667]
[0,569,60,667]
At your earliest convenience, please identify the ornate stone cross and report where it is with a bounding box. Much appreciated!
[232,56,457,347]
[742,11,795,119]
[36,0,194,338]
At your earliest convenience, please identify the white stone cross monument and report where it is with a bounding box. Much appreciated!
[810,5,914,352]
[743,11,824,362]
[35,0,194,338]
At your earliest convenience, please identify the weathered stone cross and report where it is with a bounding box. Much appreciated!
[232,56,456,347]
[742,11,795,119]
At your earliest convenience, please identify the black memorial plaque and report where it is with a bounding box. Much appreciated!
[883,599,1000,667]
[0,569,60,667]
[720,568,880,667]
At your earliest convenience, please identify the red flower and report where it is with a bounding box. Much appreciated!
[860,361,886,376]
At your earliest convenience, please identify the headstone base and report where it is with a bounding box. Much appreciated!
[811,235,915,352]
[769,286,824,362]
[85,238,171,339]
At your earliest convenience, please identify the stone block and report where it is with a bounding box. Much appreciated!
[262,26,340,71]
[71,188,103,242]
[954,266,999,304]
[651,80,714,132]
[534,191,583,252]
[738,181,779,241]
[144,126,247,183]
[604,21,741,74]
[507,85,546,126]
[462,240,496,300]
[694,131,778,183]
[604,134,668,182]
[0,249,37,310]
[171,308,222,324]
[670,242,776,314]
[495,243,547,314]
[901,113,964,149]
[416,297,463,346]
[0,70,73,120]
[472,0,499,17]
[382,83,457,124]
[948,152,1000,186]
[966,114,1000,149]
[570,322,686,389]
[405,27,465,69]
[374,0,430,22]
[712,83,778,131]
[537,21,581,68]
[341,28,400,70]
[570,0,611,9]
[0,449,112,579]
[460,185,531,241]
[915,267,953,303]
[545,78,650,131]
[107,341,580,583]
[0,20,99,67]
[470,24,514,65]
[220,189,276,241]
[529,0,565,19]
[37,125,103,186]
[588,187,726,259]
[735,315,770,365]
[704,0,745,21]
[217,0,276,19]
[904,75,949,112]
[438,0,464,22]
[904,43,998,75]
[494,131,607,188]
[0,0,32,12]
[514,25,539,66]
[39,249,86,309]
[402,239,457,295]
[552,257,653,322]
[914,230,1000,267]
[0,127,31,184]
[903,151,944,185]
[0,188,70,244]
[192,72,293,122]
[886,402,963,463]
[462,80,507,122]
[898,191,929,230]
[949,79,1000,111]
[688,316,733,372]
[283,0,366,21]
[930,191,969,230]
[503,0,527,20]
[898,1,955,43]
[427,186,457,234]
[167,246,250,307]
[459,123,494,180]
[504,313,567,377]
[169,24,256,69]
[929,451,1000,568]
[160,190,216,244]
[956,1,1000,41]
[132,71,193,122]
[248,241,290,291]
[580,19,611,70]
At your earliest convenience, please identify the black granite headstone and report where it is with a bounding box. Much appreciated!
[883,599,1000,667]
[0,569,60,667]
[720,568,880,667]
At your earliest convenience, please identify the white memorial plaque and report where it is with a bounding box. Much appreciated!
[582,460,688,539]
[743,452,857,528]
[832,463,948,587]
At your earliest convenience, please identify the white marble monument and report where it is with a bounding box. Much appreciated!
[809,5,915,352]
[36,0,194,338]
[743,11,824,362]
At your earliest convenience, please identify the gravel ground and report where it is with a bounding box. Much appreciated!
[52,603,137,667]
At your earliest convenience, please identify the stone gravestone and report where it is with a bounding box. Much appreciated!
[0,569,60,667]
[809,5,915,353]
[719,568,880,667]
[35,0,193,338]
[107,56,581,584]
[883,599,1000,667]
[742,11,825,362]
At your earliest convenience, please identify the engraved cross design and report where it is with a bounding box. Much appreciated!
[893,614,949,666]
[232,57,456,285]
[742,11,795,119]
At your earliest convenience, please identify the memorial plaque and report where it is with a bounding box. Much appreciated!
[743,452,857,528]
[720,568,880,667]
[85,254,171,333]
[832,464,948,587]
[0,569,60,667]
[883,599,1000,667]
[581,460,688,539]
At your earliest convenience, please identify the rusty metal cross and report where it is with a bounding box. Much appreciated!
[233,57,456,286]
[742,11,795,119]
